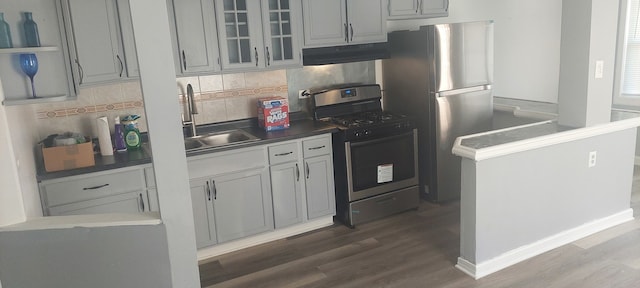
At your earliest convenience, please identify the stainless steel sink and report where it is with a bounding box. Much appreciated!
[184,129,260,152]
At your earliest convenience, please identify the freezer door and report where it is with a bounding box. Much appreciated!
[429,21,494,92]
[433,86,493,201]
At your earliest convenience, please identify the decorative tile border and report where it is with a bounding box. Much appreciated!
[36,101,144,119]
[35,85,288,120]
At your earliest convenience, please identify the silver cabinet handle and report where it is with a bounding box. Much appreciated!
[266,46,271,66]
[206,180,211,201]
[182,50,187,71]
[75,59,84,85]
[350,23,354,42]
[416,0,420,13]
[296,163,300,182]
[306,162,310,179]
[139,193,145,212]
[212,180,217,200]
[446,0,449,11]
[308,145,325,150]
[275,151,293,156]
[82,183,109,190]
[117,54,123,77]
[254,47,259,67]
[344,23,348,42]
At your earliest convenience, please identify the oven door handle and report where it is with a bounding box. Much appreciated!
[348,130,415,148]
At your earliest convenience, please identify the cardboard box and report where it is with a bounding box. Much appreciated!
[257,97,290,131]
[42,142,95,172]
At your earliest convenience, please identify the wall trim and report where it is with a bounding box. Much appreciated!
[197,217,334,261]
[453,117,640,161]
[456,209,634,279]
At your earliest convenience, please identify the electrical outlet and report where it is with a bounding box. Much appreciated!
[595,61,604,79]
[298,89,310,99]
[588,151,597,168]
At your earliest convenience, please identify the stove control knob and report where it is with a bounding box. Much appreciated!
[354,131,361,137]
[395,123,402,129]
[364,130,371,136]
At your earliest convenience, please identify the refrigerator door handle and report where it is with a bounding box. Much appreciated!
[435,85,491,97]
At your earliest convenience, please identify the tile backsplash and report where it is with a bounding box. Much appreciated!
[32,62,376,141]
[33,70,288,140]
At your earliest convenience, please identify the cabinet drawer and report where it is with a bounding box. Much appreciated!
[268,142,299,165]
[303,135,331,158]
[42,169,145,207]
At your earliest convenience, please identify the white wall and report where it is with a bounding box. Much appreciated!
[0,79,26,226]
[387,0,562,103]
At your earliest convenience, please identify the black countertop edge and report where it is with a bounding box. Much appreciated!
[36,116,338,182]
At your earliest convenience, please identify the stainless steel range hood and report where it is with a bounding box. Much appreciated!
[302,42,390,65]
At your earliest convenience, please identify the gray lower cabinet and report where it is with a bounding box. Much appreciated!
[187,146,274,248]
[388,0,449,20]
[268,134,335,228]
[189,177,217,248]
[62,0,128,86]
[304,154,335,219]
[39,166,152,216]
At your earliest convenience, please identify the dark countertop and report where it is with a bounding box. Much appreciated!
[37,117,338,182]
[458,110,640,150]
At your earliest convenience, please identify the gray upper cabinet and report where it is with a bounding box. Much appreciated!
[115,0,139,77]
[301,0,386,48]
[215,0,301,71]
[388,0,449,20]
[63,0,127,86]
[172,0,221,74]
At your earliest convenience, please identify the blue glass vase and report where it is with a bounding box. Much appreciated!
[0,12,12,48]
[23,12,40,47]
[20,53,38,98]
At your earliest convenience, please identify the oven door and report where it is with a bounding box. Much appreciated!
[346,129,418,202]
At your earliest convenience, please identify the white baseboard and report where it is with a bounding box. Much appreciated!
[456,209,634,279]
[635,156,640,166]
[197,216,334,262]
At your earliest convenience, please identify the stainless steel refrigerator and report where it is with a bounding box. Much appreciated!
[382,21,494,202]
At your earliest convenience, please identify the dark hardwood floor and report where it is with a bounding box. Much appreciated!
[200,167,640,288]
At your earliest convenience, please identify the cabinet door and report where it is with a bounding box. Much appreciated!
[421,0,449,17]
[173,0,220,73]
[48,191,147,216]
[388,0,420,17]
[301,0,347,47]
[115,0,139,77]
[215,0,263,70]
[190,178,217,248]
[304,155,336,219]
[260,0,301,68]
[66,0,125,85]
[270,161,303,228]
[213,168,273,243]
[346,0,386,44]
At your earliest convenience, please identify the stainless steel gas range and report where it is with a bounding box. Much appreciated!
[311,84,419,227]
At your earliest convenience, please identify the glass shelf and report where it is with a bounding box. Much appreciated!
[0,46,59,54]
[2,94,75,106]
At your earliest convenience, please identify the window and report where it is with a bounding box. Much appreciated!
[615,0,640,107]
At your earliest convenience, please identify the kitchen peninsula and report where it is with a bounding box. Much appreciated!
[452,111,640,278]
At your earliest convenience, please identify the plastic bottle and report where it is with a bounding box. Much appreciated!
[122,115,141,150]
[0,12,12,48]
[23,12,40,47]
[113,116,127,152]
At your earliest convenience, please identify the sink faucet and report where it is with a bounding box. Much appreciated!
[182,83,198,137]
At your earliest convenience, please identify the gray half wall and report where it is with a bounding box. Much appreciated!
[460,128,636,264]
[0,224,171,288]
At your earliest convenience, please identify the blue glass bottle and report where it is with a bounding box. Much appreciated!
[23,12,40,47]
[0,12,12,48]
